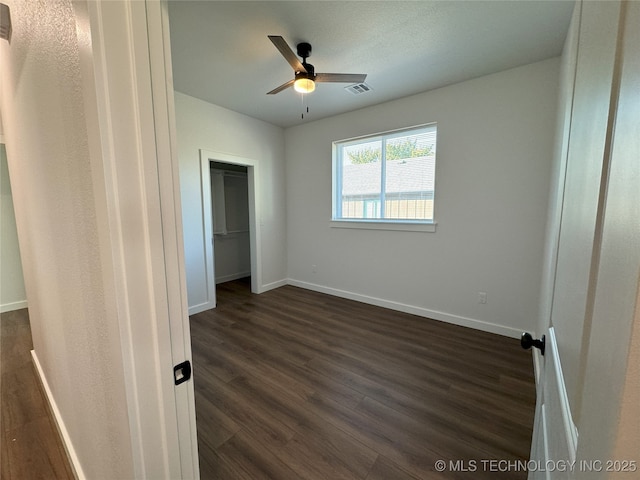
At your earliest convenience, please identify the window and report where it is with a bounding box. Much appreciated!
[332,124,437,228]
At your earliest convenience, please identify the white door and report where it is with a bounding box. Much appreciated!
[528,328,577,480]
[144,1,200,477]
[528,1,639,478]
[573,0,640,467]
[79,0,199,477]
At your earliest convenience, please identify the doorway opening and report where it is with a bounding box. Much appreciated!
[197,149,262,313]
[210,161,251,293]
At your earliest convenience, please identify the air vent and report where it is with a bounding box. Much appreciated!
[345,83,372,95]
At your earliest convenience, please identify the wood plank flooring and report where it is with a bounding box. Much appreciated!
[0,282,536,479]
[0,309,74,480]
[191,279,536,480]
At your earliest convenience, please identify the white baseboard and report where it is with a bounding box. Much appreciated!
[214,271,251,285]
[1,300,28,313]
[31,350,85,480]
[258,278,288,294]
[187,278,289,313]
[287,278,524,339]
[188,300,215,316]
[187,277,524,339]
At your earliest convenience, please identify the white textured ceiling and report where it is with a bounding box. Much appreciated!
[168,0,574,128]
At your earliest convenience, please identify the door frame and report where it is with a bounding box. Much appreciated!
[199,149,262,311]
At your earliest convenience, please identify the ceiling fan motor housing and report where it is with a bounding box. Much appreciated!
[296,62,315,80]
[296,42,312,59]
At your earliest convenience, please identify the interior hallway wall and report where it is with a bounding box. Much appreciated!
[0,135,27,313]
[0,0,133,477]
[174,91,287,308]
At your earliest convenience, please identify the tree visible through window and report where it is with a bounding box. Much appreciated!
[333,124,437,223]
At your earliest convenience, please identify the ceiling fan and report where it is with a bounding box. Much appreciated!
[267,35,367,95]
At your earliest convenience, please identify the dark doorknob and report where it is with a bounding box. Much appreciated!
[521,332,545,356]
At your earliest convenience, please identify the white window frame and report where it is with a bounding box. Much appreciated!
[331,124,437,232]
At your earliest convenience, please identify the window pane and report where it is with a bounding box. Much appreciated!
[384,130,436,220]
[340,140,382,219]
[334,124,436,223]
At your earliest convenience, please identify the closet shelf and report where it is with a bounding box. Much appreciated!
[214,229,249,236]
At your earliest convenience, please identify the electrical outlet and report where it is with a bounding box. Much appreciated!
[312,264,317,273]
[478,292,487,304]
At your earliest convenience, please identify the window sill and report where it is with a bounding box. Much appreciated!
[329,220,437,232]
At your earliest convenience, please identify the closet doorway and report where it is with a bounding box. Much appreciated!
[199,149,262,310]
[211,161,250,284]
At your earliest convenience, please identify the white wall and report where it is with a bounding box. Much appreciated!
[0,0,133,477]
[175,91,287,307]
[285,59,560,337]
[537,0,581,340]
[0,140,27,312]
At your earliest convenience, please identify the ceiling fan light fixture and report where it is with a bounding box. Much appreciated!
[266,36,366,97]
[294,77,316,93]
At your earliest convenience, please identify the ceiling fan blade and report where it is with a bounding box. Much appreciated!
[268,35,307,73]
[316,73,367,84]
[267,79,295,95]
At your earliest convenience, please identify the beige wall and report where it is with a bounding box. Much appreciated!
[0,0,133,477]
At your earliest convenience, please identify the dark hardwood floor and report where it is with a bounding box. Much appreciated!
[191,279,536,480]
[0,282,535,479]
[0,309,74,480]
